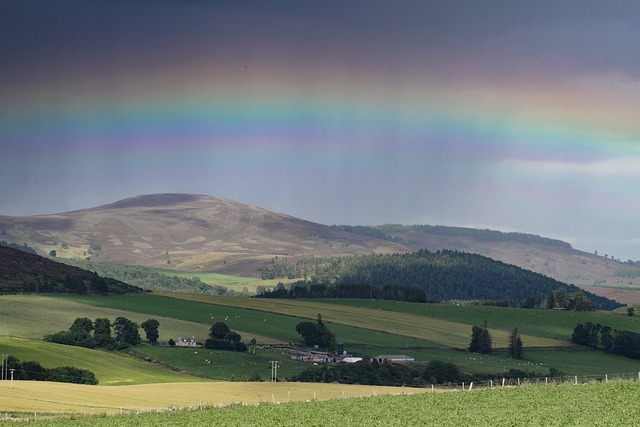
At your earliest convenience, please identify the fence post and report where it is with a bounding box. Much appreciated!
[574,376,578,385]
[490,380,493,389]
[545,377,548,385]
[502,378,505,388]
[605,374,608,383]
[468,382,473,391]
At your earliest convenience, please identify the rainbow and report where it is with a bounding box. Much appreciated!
[3,64,639,171]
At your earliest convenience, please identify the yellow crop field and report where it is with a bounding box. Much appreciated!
[160,293,566,348]
[0,380,428,416]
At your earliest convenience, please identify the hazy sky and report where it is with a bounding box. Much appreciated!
[1,1,640,260]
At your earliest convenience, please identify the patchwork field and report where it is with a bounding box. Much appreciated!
[2,293,640,398]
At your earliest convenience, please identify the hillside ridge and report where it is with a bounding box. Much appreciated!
[0,246,142,294]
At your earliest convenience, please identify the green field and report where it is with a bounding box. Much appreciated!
[151,293,566,348]
[147,268,279,293]
[0,338,202,386]
[317,299,640,341]
[30,381,640,426]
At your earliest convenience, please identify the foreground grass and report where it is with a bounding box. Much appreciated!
[27,381,640,426]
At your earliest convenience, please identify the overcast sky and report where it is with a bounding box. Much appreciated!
[1,1,639,260]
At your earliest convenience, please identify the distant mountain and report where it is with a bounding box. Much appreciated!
[0,194,407,277]
[1,193,639,303]
[0,246,142,295]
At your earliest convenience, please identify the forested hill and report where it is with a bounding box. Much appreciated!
[332,224,572,248]
[0,246,143,295]
[260,250,622,310]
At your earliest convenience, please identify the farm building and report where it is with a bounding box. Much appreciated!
[371,355,415,364]
[176,337,197,347]
[290,350,361,364]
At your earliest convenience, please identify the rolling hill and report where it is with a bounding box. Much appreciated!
[0,194,406,276]
[1,193,639,302]
[349,225,640,304]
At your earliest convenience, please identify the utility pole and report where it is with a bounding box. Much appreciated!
[270,361,280,382]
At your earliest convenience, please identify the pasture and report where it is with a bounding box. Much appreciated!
[0,338,202,386]
[318,299,640,341]
[139,293,567,348]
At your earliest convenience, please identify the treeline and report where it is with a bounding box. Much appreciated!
[60,259,231,295]
[2,355,97,384]
[332,224,573,249]
[290,360,557,387]
[45,316,153,350]
[256,283,428,303]
[0,240,37,254]
[572,322,640,360]
[259,250,620,309]
[522,288,594,311]
[330,225,399,242]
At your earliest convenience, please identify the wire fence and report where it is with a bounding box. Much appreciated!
[421,371,640,392]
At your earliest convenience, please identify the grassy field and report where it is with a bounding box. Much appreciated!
[129,345,313,382]
[0,295,213,343]
[146,268,289,294]
[51,294,443,348]
[317,299,640,341]
[19,380,640,426]
[0,338,202,386]
[4,293,640,387]
[152,293,566,348]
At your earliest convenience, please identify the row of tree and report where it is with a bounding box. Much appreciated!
[60,259,231,296]
[291,359,555,386]
[291,360,461,386]
[468,322,523,359]
[45,317,159,350]
[2,355,97,384]
[257,283,427,303]
[521,288,594,311]
[571,322,640,360]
